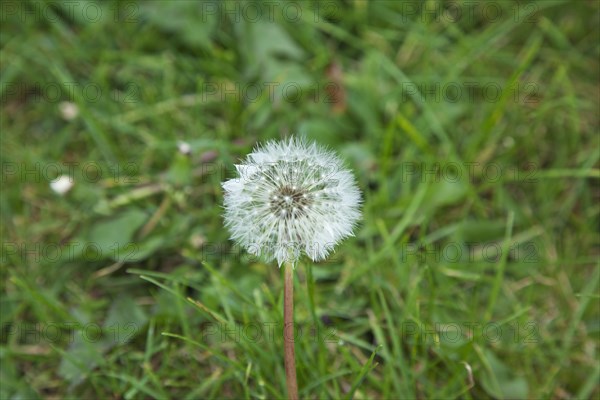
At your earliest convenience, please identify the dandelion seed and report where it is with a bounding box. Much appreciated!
[222,136,362,267]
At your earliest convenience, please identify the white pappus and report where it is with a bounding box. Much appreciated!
[222,136,362,267]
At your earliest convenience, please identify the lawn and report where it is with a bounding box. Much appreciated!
[1,0,599,399]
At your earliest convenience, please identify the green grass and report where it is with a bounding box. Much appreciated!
[2,0,599,398]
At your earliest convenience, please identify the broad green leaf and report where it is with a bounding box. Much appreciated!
[103,296,147,346]
[480,349,529,399]
[140,1,218,50]
[87,209,147,261]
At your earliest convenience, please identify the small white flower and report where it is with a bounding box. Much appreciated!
[50,175,74,195]
[59,101,79,120]
[222,137,361,266]
[177,141,192,155]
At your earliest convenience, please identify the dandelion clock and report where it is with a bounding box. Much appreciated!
[222,136,362,399]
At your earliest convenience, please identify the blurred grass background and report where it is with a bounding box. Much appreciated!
[1,0,599,398]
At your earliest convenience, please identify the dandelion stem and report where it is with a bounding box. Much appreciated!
[284,263,298,400]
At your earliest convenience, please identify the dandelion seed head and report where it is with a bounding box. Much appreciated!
[222,136,362,267]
